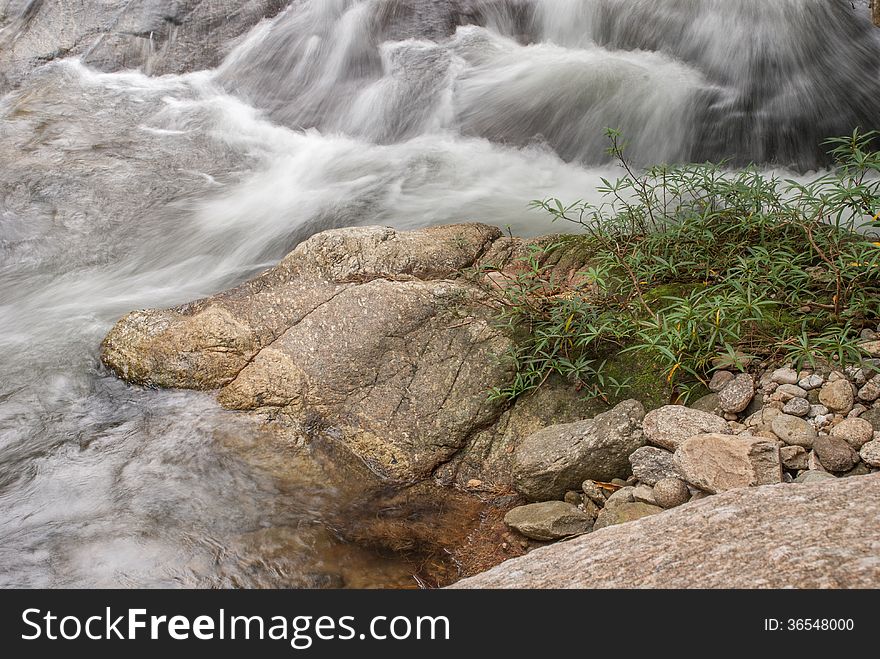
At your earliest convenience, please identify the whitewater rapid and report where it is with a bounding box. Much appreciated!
[0,0,878,587]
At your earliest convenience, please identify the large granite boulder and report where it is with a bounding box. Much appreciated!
[452,474,880,588]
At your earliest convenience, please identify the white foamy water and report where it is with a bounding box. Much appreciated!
[0,0,877,587]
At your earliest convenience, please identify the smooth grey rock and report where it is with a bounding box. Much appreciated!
[652,478,690,509]
[642,405,729,451]
[603,486,635,510]
[632,484,657,506]
[628,446,682,486]
[593,502,663,530]
[770,367,799,385]
[717,373,755,413]
[689,393,723,417]
[774,383,808,401]
[503,501,593,541]
[512,400,646,501]
[454,475,880,588]
[674,434,782,493]
[798,374,825,390]
[794,471,837,484]
[771,414,818,448]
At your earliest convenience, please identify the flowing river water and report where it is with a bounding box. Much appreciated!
[1,0,879,587]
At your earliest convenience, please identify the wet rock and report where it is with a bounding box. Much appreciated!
[642,405,729,451]
[818,379,855,414]
[860,440,880,467]
[780,445,808,471]
[0,0,292,92]
[503,502,593,541]
[830,418,874,450]
[628,446,682,486]
[771,414,818,448]
[652,478,690,509]
[512,400,646,501]
[593,502,663,530]
[813,435,859,473]
[717,373,755,413]
[674,434,782,493]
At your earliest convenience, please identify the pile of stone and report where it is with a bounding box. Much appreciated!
[503,362,880,542]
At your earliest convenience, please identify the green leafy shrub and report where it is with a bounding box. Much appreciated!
[483,129,880,402]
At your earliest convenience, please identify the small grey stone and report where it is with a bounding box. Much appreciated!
[859,440,880,467]
[818,380,855,414]
[780,445,809,471]
[717,373,755,413]
[830,418,874,450]
[847,404,867,418]
[632,483,657,506]
[813,435,859,473]
[564,490,584,506]
[628,446,682,486]
[604,486,635,509]
[793,471,837,484]
[689,393,723,417]
[774,383,808,401]
[581,480,608,505]
[842,462,870,478]
[504,501,593,541]
[771,414,818,448]
[708,370,735,392]
[808,404,829,418]
[652,478,690,509]
[782,397,810,417]
[857,375,880,402]
[770,367,799,385]
[798,374,825,390]
[593,502,663,530]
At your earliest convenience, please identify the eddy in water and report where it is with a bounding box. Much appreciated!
[0,0,878,587]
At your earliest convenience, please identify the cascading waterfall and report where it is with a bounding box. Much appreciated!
[0,0,878,587]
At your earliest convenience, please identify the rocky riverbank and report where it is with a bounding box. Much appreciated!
[101,223,880,587]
